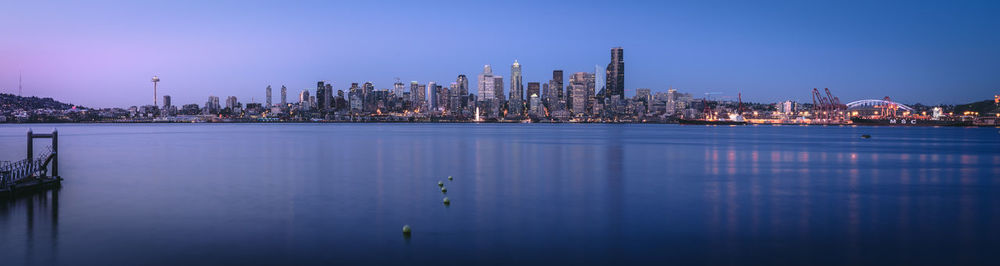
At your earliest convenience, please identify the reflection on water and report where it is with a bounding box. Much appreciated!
[0,124,997,265]
[1,188,60,266]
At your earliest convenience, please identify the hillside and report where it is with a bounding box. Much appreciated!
[0,93,82,111]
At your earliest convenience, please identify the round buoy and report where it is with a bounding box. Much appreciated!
[437,181,444,187]
[440,187,447,193]
[402,225,411,235]
[443,197,450,205]
[448,176,453,181]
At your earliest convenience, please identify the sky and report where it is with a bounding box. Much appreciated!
[0,0,997,108]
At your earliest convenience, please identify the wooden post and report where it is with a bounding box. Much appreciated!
[52,130,58,178]
[27,129,33,163]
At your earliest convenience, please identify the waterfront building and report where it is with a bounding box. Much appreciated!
[605,47,624,100]
[529,93,541,116]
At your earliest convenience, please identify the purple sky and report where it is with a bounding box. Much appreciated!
[1,0,998,108]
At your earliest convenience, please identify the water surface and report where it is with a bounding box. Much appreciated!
[1,124,998,265]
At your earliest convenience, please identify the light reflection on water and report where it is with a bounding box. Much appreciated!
[0,123,997,265]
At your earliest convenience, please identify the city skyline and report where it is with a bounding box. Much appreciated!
[1,1,998,107]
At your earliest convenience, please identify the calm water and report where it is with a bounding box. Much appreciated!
[0,124,998,265]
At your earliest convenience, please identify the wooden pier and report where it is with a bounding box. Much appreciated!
[0,129,61,196]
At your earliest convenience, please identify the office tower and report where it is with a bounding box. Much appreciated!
[205,96,221,114]
[594,65,605,95]
[449,82,460,113]
[428,81,437,110]
[316,81,327,110]
[299,90,310,110]
[493,76,504,102]
[363,82,374,96]
[569,72,592,115]
[605,47,624,100]
[280,85,288,106]
[529,93,541,116]
[542,83,549,103]
[636,88,652,112]
[265,85,272,108]
[509,60,523,102]
[393,79,405,97]
[526,82,540,112]
[162,95,171,109]
[226,96,239,111]
[456,74,469,109]
[549,70,564,102]
[477,65,497,101]
[325,84,333,110]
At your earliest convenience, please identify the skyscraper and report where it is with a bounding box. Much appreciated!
[265,85,272,108]
[605,47,624,100]
[493,76,504,102]
[324,83,333,110]
[280,85,287,107]
[410,81,421,105]
[428,81,437,110]
[316,81,327,110]
[477,65,497,101]
[569,72,593,115]
[163,95,171,109]
[509,60,523,102]
[299,90,310,110]
[393,79,405,97]
[526,82,540,111]
[457,74,469,108]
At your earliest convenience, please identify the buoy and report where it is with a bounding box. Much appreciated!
[440,187,447,193]
[861,134,871,139]
[437,181,444,187]
[448,176,453,181]
[443,197,450,205]
[402,225,411,235]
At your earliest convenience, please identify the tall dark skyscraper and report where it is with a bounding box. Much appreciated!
[605,47,624,100]
[316,81,327,110]
[551,70,563,101]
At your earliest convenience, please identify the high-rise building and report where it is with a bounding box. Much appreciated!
[324,83,333,110]
[265,85,272,108]
[605,47,624,100]
[526,82,540,111]
[299,90,310,110]
[205,96,221,114]
[280,85,288,107]
[509,60,523,102]
[162,95,171,109]
[428,81,438,110]
[393,79,405,97]
[226,96,239,111]
[493,76,504,102]
[550,70,563,101]
[457,74,469,108]
[636,88,651,112]
[569,72,593,115]
[477,65,497,101]
[316,81,327,110]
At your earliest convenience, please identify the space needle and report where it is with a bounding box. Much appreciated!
[151,76,160,107]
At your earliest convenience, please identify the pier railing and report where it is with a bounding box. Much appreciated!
[1,129,60,191]
[0,149,52,190]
